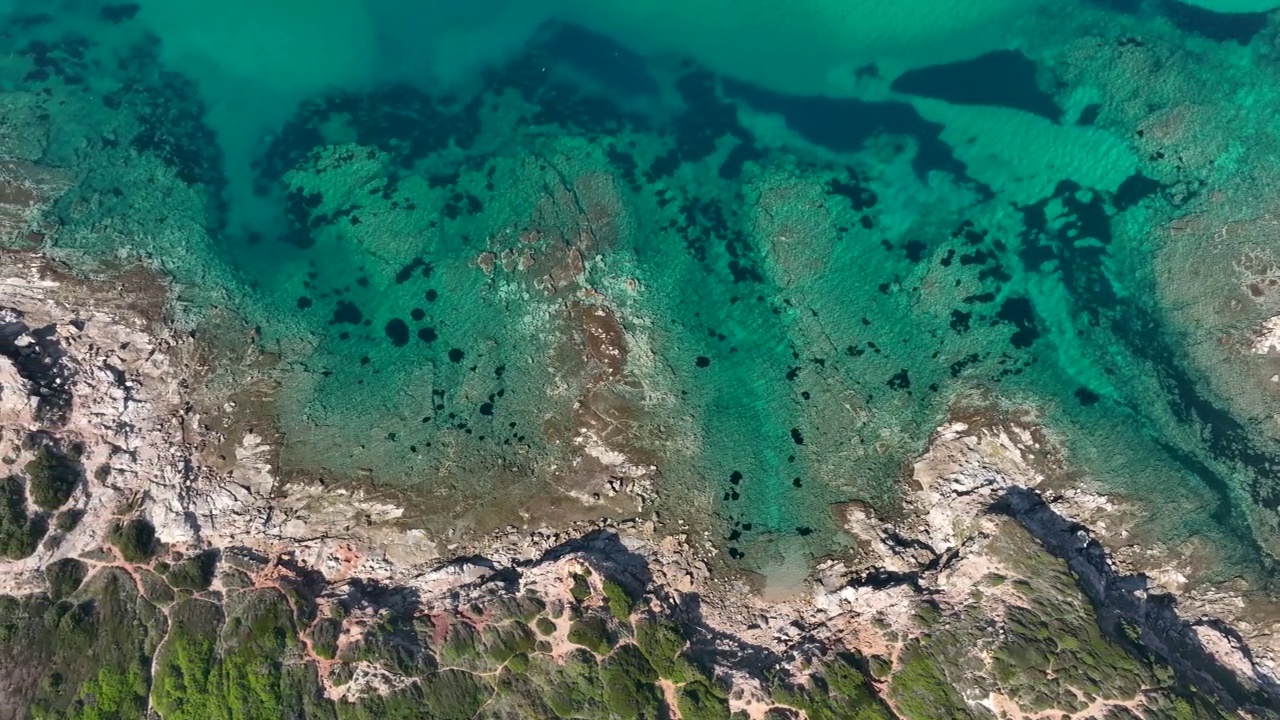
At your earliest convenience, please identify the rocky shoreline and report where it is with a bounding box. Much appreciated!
[0,251,1276,718]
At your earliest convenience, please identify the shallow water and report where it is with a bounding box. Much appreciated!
[4,0,1280,584]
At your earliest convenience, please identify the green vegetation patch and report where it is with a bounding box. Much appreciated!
[881,522,1217,718]
[219,567,254,590]
[150,598,226,720]
[983,522,1190,712]
[677,681,732,720]
[602,579,635,623]
[887,643,973,720]
[152,590,331,720]
[309,617,342,660]
[773,653,893,720]
[479,647,608,719]
[163,550,219,591]
[108,518,158,564]
[487,593,545,622]
[534,616,556,636]
[336,670,491,720]
[420,669,493,720]
[3,569,162,720]
[346,611,434,677]
[437,618,485,669]
[505,652,531,674]
[481,621,536,664]
[70,662,150,720]
[570,573,592,603]
[0,475,45,559]
[635,616,701,683]
[53,509,82,533]
[567,615,614,654]
[600,643,663,720]
[136,568,175,605]
[25,446,82,511]
[44,558,87,601]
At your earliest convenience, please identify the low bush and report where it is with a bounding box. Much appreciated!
[678,681,732,720]
[0,476,44,559]
[164,550,218,591]
[310,618,342,660]
[45,558,88,601]
[888,645,972,720]
[600,644,662,720]
[54,509,82,533]
[482,621,535,664]
[26,446,81,511]
[109,518,157,563]
[570,573,592,603]
[773,653,893,720]
[567,616,613,654]
[602,578,634,623]
[535,616,556,636]
[636,616,701,682]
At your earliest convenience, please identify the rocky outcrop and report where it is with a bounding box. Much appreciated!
[834,420,1280,716]
[1,251,1278,719]
[1001,486,1280,714]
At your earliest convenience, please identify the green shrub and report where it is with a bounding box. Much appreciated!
[51,599,98,656]
[535,616,556,636]
[772,654,892,720]
[153,591,333,720]
[0,476,44,558]
[600,644,662,720]
[354,620,433,676]
[570,573,592,603]
[45,558,88,600]
[678,681,732,720]
[506,652,531,674]
[889,645,972,720]
[868,655,891,680]
[636,616,700,681]
[636,617,683,662]
[310,618,342,660]
[164,550,218,591]
[542,649,607,717]
[483,622,536,664]
[335,670,490,720]
[54,508,83,533]
[440,620,482,665]
[567,616,613,654]
[280,582,318,627]
[219,567,254,589]
[602,579,635,622]
[914,602,942,628]
[419,669,492,720]
[137,568,175,604]
[489,593,545,622]
[108,518,157,563]
[26,446,81,511]
[67,662,149,720]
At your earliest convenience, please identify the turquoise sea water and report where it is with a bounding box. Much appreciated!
[4,0,1280,585]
